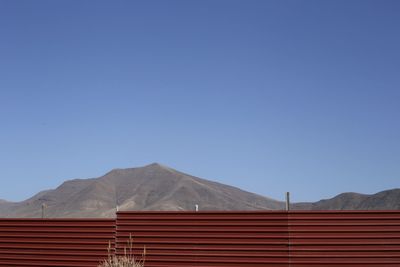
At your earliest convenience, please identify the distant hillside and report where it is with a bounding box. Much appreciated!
[0,163,284,218]
[1,163,398,218]
[293,189,400,210]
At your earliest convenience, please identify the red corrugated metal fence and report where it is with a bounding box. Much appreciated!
[116,211,289,267]
[116,211,400,267]
[288,211,400,266]
[1,211,400,267]
[0,219,115,267]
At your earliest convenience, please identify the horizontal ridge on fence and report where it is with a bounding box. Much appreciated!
[1,211,400,266]
[116,211,289,267]
[0,219,115,267]
[288,211,400,267]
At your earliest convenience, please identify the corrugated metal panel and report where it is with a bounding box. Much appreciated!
[0,219,115,267]
[116,211,289,267]
[2,211,400,266]
[288,211,400,266]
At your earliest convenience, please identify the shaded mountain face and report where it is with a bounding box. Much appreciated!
[0,163,284,218]
[292,189,400,210]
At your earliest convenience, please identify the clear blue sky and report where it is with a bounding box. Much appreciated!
[0,0,399,203]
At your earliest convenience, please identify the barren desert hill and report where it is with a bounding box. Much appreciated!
[0,163,285,218]
[292,189,400,210]
[0,163,399,218]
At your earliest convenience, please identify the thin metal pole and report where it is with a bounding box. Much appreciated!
[286,191,291,266]
[41,203,47,218]
[285,192,290,211]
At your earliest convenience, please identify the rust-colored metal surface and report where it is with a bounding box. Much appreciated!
[0,219,115,267]
[116,211,289,267]
[117,211,400,267]
[1,211,400,266]
[288,211,400,266]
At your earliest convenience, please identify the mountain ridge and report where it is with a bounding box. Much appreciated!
[0,163,398,217]
[292,189,400,210]
[0,163,284,217]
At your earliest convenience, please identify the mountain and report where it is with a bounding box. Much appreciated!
[292,189,400,210]
[0,163,284,218]
[1,164,398,218]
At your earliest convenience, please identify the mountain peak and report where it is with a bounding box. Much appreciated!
[145,162,164,168]
[104,163,174,177]
[143,162,175,172]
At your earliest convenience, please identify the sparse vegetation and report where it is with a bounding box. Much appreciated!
[98,234,145,267]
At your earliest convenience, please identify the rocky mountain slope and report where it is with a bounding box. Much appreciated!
[0,163,398,218]
[292,189,400,210]
[0,163,284,218]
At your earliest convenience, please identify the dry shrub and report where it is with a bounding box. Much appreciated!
[99,255,144,267]
[98,234,145,267]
